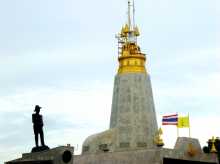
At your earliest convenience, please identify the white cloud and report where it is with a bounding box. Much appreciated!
[0,81,113,162]
[154,72,220,98]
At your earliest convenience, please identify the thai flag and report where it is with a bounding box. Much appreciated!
[162,114,178,125]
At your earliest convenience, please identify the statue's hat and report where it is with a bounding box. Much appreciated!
[34,105,42,111]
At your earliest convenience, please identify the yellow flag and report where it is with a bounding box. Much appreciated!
[177,116,190,128]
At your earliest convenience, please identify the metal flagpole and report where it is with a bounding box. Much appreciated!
[177,126,179,138]
[177,113,179,138]
[188,113,191,138]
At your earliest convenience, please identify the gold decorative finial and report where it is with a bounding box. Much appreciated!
[134,26,140,36]
[116,0,147,75]
[210,136,217,153]
[154,127,164,147]
[124,24,130,33]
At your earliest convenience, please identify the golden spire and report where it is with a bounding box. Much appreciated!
[154,127,164,147]
[124,24,130,33]
[210,136,217,153]
[116,0,146,75]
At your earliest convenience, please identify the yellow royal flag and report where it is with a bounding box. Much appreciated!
[177,116,190,128]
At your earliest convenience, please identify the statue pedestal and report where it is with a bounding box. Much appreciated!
[5,146,74,164]
[31,145,50,153]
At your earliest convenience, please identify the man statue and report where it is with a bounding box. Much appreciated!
[32,105,45,147]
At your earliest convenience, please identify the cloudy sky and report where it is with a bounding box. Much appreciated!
[0,0,219,163]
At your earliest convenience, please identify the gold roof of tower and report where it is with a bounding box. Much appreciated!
[116,0,147,74]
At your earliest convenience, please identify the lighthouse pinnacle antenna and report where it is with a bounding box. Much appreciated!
[128,0,131,30]
[116,0,140,56]
[125,0,139,43]
[127,0,136,30]
[132,0,136,30]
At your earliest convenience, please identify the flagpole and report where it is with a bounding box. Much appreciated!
[189,127,191,138]
[188,113,191,138]
[177,126,179,138]
[177,113,179,138]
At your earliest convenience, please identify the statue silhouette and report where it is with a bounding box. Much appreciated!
[32,105,45,147]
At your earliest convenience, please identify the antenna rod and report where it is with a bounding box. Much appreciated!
[133,0,135,29]
[128,0,131,30]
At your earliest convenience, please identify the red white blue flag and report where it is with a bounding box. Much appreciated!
[162,114,178,125]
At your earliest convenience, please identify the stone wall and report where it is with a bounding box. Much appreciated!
[74,148,218,164]
[110,73,158,150]
[82,73,158,154]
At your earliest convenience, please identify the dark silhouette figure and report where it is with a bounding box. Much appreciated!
[31,105,49,153]
[32,105,45,147]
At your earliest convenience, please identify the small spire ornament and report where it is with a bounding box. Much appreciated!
[154,127,164,147]
[210,136,217,153]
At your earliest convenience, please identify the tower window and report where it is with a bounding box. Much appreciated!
[137,142,147,147]
[120,142,130,148]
